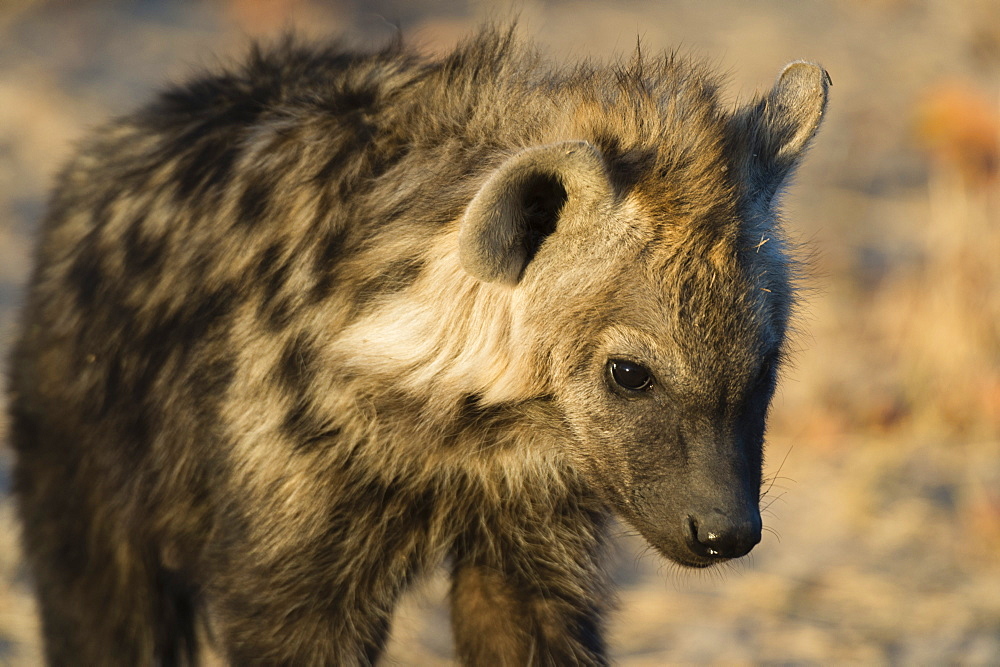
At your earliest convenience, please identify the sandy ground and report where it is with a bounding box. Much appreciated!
[1,0,999,663]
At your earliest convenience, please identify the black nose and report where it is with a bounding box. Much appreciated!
[685,509,762,559]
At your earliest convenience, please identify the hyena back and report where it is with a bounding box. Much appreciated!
[8,27,828,665]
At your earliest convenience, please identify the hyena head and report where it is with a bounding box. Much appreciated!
[459,62,829,567]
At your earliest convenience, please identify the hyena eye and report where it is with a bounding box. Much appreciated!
[608,359,653,392]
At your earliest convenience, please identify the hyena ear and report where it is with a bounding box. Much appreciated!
[730,61,830,205]
[459,141,612,284]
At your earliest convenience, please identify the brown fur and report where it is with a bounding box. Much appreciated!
[8,26,827,665]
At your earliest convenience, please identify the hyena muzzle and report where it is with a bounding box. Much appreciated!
[8,26,828,666]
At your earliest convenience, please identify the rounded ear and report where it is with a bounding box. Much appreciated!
[729,61,831,204]
[767,62,831,161]
[458,141,612,284]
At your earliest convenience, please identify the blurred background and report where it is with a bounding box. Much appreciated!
[1,0,998,663]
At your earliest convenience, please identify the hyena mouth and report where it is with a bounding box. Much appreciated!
[627,510,763,569]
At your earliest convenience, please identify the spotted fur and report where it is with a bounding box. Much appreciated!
[9,26,828,665]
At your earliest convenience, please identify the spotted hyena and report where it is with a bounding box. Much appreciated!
[8,25,828,665]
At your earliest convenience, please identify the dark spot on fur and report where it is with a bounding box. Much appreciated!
[100,357,124,417]
[120,406,156,459]
[254,242,283,282]
[253,243,299,331]
[123,220,168,280]
[99,303,212,426]
[314,117,374,187]
[92,189,121,230]
[326,84,378,116]
[189,356,237,425]
[309,225,349,303]
[180,284,241,349]
[282,399,341,452]
[263,295,295,333]
[366,142,409,181]
[457,393,499,423]
[298,426,343,451]
[254,242,293,308]
[355,256,424,304]
[667,191,693,215]
[68,237,105,311]
[262,263,291,308]
[308,271,336,305]
[153,77,261,126]
[453,394,515,442]
[590,132,653,194]
[87,338,160,459]
[172,138,242,203]
[275,334,338,451]
[235,176,272,229]
[277,333,317,391]
[591,132,622,161]
[131,284,240,400]
[147,90,263,203]
[459,394,512,424]
[314,221,350,270]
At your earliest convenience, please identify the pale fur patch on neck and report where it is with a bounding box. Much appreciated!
[334,229,543,406]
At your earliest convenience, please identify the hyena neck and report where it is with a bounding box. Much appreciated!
[334,229,546,413]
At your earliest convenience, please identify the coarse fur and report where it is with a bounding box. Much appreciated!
[8,25,828,665]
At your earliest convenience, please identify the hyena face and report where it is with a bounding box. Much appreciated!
[460,63,827,568]
[552,260,782,568]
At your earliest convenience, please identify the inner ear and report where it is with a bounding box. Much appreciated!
[729,61,830,205]
[520,172,567,266]
[459,140,610,285]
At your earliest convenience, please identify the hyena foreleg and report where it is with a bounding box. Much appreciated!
[449,493,611,666]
